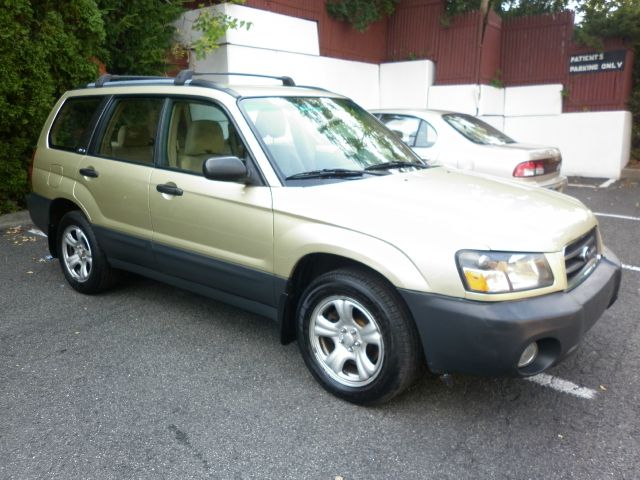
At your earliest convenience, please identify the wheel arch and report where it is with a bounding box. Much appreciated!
[278,252,422,345]
[47,198,83,257]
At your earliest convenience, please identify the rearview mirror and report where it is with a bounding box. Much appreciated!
[203,156,247,182]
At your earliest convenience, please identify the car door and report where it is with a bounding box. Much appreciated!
[148,97,276,308]
[74,96,163,268]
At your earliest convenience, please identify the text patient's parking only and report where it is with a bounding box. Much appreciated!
[569,50,626,74]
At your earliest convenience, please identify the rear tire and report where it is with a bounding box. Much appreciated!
[57,211,116,294]
[296,268,423,405]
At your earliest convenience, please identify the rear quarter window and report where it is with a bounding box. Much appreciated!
[49,96,103,151]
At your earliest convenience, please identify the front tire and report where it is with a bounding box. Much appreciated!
[57,211,115,294]
[296,268,423,405]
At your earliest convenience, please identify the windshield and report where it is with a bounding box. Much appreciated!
[240,97,424,180]
[443,113,515,145]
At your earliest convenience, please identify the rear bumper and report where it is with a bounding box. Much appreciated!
[26,192,51,233]
[399,250,621,376]
[538,175,568,192]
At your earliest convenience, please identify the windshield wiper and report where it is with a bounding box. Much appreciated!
[364,161,429,171]
[286,168,367,180]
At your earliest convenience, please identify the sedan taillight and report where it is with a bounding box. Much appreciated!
[513,158,560,178]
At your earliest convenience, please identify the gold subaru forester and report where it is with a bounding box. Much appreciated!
[28,71,622,404]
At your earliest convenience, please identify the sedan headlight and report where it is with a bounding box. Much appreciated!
[456,250,554,293]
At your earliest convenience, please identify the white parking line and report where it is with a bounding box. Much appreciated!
[525,373,597,400]
[28,229,47,238]
[594,212,640,222]
[567,179,616,189]
[623,264,640,273]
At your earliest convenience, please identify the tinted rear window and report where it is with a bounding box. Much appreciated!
[442,113,515,145]
[49,97,102,151]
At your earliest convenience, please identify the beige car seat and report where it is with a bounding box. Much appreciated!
[112,125,153,163]
[180,120,228,173]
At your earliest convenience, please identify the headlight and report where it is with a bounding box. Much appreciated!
[456,250,554,293]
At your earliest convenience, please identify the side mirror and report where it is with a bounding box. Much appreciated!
[202,156,248,182]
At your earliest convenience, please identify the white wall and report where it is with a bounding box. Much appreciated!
[505,111,632,179]
[176,4,319,56]
[427,85,479,114]
[379,61,435,109]
[478,85,504,116]
[504,84,563,117]
[196,44,381,109]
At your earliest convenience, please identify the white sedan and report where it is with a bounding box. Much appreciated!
[371,109,568,191]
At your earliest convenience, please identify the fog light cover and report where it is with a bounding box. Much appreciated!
[518,342,539,368]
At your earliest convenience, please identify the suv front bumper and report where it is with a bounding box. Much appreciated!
[399,249,621,376]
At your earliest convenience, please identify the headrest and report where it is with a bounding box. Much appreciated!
[117,125,151,147]
[184,120,225,155]
[255,109,287,139]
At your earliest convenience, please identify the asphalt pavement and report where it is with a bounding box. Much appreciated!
[1,178,639,479]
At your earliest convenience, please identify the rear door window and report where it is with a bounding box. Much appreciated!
[49,96,103,152]
[95,97,164,164]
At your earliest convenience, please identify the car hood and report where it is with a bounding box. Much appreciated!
[273,167,594,254]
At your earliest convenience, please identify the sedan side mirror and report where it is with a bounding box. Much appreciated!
[203,156,248,182]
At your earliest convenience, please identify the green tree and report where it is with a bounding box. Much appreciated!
[444,0,569,18]
[0,0,104,214]
[0,1,254,214]
[326,0,399,32]
[500,0,569,17]
[97,0,184,75]
[189,2,252,60]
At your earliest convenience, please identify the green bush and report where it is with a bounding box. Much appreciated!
[97,0,184,75]
[326,0,398,32]
[0,0,190,214]
[0,0,104,214]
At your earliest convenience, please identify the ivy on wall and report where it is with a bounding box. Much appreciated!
[326,0,399,32]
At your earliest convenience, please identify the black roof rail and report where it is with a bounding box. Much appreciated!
[174,69,296,87]
[93,74,169,87]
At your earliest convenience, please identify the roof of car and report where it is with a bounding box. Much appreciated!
[370,108,455,117]
[78,71,340,99]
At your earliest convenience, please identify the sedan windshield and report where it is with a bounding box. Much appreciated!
[443,113,515,145]
[240,97,424,180]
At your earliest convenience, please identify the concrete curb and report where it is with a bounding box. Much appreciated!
[621,168,640,181]
[0,210,31,229]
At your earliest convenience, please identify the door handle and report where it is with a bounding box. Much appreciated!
[156,184,183,196]
[79,167,99,178]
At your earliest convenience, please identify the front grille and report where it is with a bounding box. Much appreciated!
[564,228,599,289]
